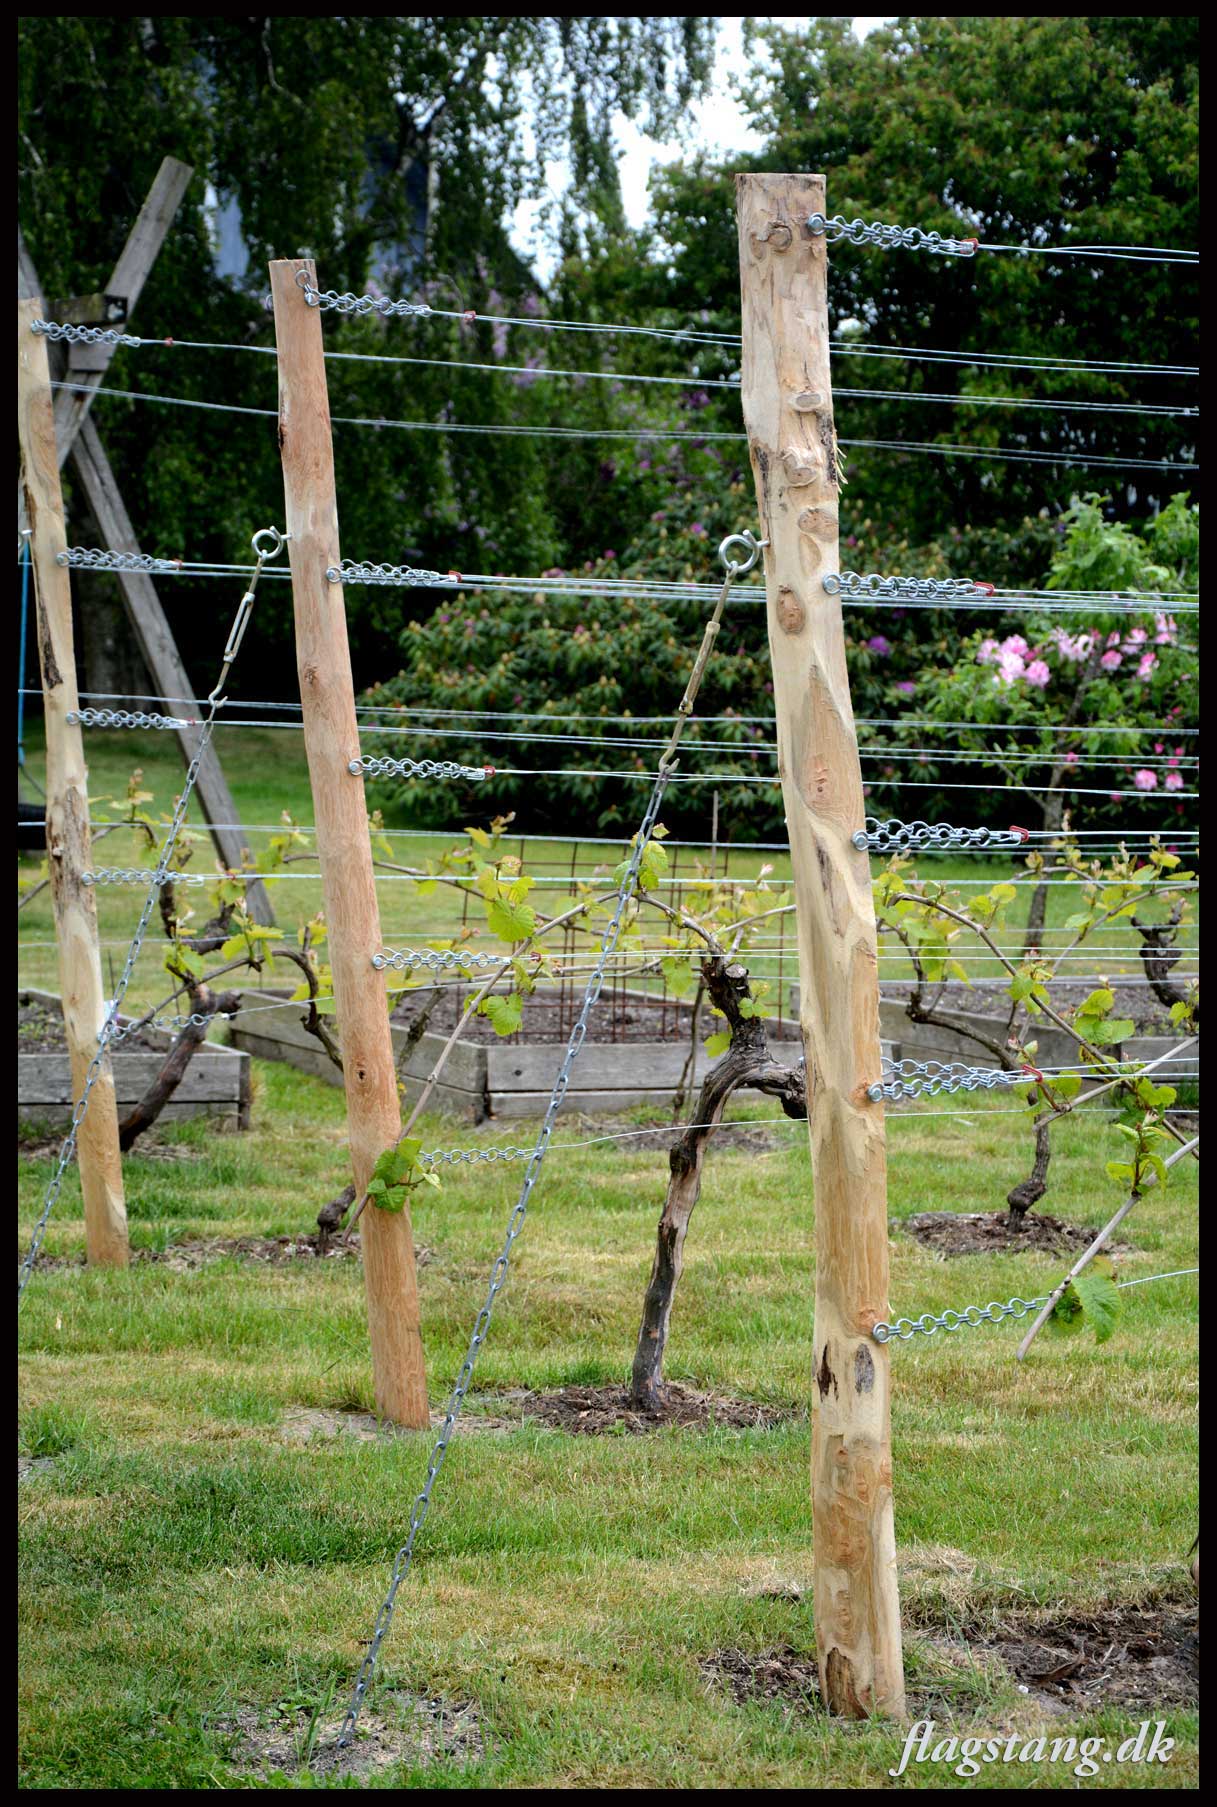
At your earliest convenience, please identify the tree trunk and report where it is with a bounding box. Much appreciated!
[1133,904,1197,1022]
[118,985,242,1149]
[1006,1110,1053,1219]
[630,957,806,1408]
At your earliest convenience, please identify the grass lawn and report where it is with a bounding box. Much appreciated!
[18,1062,1199,1787]
[18,724,1198,1786]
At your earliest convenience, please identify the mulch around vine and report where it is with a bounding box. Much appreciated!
[969,1600,1199,1714]
[700,1600,1198,1720]
[902,1211,1126,1258]
[392,986,802,1048]
[506,1382,790,1434]
[225,1691,488,1779]
[280,1384,789,1445]
[18,994,164,1055]
[31,1234,435,1274]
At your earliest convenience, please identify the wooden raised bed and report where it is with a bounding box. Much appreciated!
[18,988,251,1131]
[226,985,810,1122]
[790,987,1199,1080]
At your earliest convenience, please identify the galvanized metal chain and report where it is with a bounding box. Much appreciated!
[296,269,434,320]
[421,1144,533,1168]
[873,1295,1048,1343]
[867,1057,1024,1104]
[328,558,459,587]
[32,319,144,348]
[824,572,989,599]
[372,947,508,974]
[336,529,756,1750]
[17,527,282,1304]
[873,1269,1199,1344]
[807,213,979,259]
[106,1010,216,1047]
[83,866,207,889]
[854,817,1029,853]
[57,546,183,574]
[350,755,492,783]
[69,706,195,731]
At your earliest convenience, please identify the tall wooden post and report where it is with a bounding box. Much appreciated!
[17,297,129,1268]
[269,259,429,1429]
[735,174,905,1718]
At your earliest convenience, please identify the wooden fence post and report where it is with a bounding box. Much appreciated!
[17,297,129,1268]
[735,173,905,1718]
[268,258,429,1429]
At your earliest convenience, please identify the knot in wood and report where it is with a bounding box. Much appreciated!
[780,448,820,488]
[777,587,806,635]
[750,220,793,255]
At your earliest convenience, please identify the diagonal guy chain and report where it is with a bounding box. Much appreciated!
[17,527,284,1304]
[335,527,765,1750]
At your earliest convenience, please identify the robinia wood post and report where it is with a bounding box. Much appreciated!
[17,297,129,1268]
[269,258,429,1428]
[735,174,905,1719]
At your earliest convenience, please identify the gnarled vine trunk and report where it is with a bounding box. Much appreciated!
[630,956,806,1409]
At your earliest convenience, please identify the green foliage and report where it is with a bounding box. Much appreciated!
[17,17,715,689]
[366,1138,439,1213]
[1050,1265,1121,1343]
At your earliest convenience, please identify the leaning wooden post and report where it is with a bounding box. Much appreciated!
[269,259,429,1428]
[735,174,905,1718]
[17,298,129,1268]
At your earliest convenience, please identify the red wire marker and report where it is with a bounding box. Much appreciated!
[463,310,477,323]
[1010,825,1031,842]
[483,766,496,776]
[973,581,996,595]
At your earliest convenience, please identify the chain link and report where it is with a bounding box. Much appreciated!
[57,546,183,574]
[873,1294,1048,1343]
[296,271,433,320]
[874,1268,1200,1344]
[372,947,508,974]
[350,755,492,783]
[807,213,979,258]
[824,572,988,599]
[82,867,207,889]
[69,707,196,730]
[105,1011,216,1048]
[853,817,1029,853]
[336,529,753,1749]
[32,319,144,347]
[18,527,282,1303]
[867,1057,1024,1104]
[420,1144,532,1167]
[327,559,460,587]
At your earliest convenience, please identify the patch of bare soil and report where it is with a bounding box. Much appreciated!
[507,1381,789,1435]
[392,986,800,1049]
[225,1692,487,1779]
[903,1211,1127,1258]
[30,1235,434,1274]
[973,1601,1199,1714]
[701,1602,1198,1724]
[18,995,164,1055]
[700,1646,822,1714]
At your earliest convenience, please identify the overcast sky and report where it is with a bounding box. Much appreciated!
[510,17,892,278]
